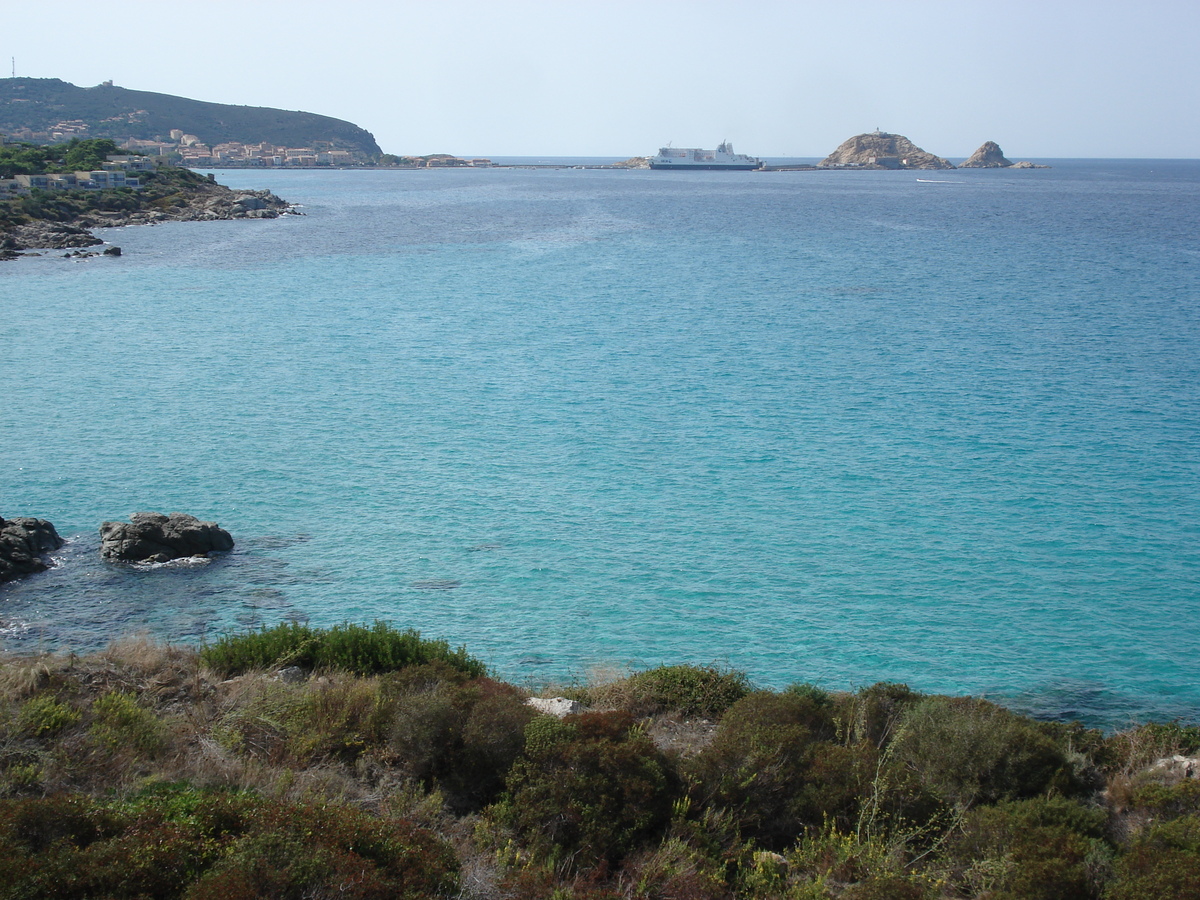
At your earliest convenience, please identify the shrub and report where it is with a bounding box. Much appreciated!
[840,875,936,900]
[625,834,734,900]
[784,683,834,708]
[18,696,81,737]
[201,621,486,678]
[90,691,168,757]
[942,797,1110,900]
[1130,778,1200,820]
[184,803,458,900]
[0,791,457,900]
[1103,720,1200,777]
[834,682,921,747]
[443,679,537,810]
[1107,814,1200,900]
[891,696,1075,807]
[491,711,677,872]
[687,692,856,848]
[287,676,392,764]
[594,666,750,718]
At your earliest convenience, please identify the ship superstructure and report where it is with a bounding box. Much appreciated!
[649,141,763,170]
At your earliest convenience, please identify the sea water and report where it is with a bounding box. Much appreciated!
[2,160,1197,728]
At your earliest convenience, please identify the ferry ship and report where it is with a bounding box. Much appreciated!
[649,141,763,171]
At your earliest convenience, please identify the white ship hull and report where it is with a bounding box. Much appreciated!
[649,141,763,171]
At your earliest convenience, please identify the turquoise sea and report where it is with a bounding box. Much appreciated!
[2,160,1198,728]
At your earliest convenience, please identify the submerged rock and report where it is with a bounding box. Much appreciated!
[0,516,65,583]
[99,511,234,563]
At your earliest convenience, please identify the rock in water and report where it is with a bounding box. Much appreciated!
[819,131,955,169]
[0,516,64,583]
[99,512,234,563]
[960,141,1015,168]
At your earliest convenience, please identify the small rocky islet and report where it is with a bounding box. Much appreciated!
[820,132,1049,170]
[0,511,233,584]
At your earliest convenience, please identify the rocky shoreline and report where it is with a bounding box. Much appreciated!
[0,177,294,259]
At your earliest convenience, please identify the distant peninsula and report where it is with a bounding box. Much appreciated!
[0,77,382,162]
[0,139,291,259]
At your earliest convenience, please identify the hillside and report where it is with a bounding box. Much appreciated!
[0,623,1197,899]
[0,78,381,156]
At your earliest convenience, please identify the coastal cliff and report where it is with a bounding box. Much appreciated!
[820,131,955,169]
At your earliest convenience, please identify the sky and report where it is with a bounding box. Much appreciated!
[3,0,1197,158]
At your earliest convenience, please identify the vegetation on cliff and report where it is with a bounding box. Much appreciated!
[1,622,1198,899]
[0,138,126,176]
[0,78,381,156]
[0,141,290,257]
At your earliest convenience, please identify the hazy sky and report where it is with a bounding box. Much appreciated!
[4,0,1196,158]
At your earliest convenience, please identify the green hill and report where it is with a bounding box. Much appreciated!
[0,78,381,155]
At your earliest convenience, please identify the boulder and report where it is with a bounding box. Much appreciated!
[0,516,64,583]
[960,140,1014,168]
[8,222,103,249]
[525,697,582,718]
[820,131,955,170]
[99,511,234,563]
[1149,755,1199,784]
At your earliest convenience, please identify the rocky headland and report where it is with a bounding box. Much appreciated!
[1,167,293,259]
[820,131,955,169]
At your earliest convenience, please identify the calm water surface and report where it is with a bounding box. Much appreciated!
[2,160,1197,728]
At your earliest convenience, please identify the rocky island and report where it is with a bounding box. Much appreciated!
[820,131,955,169]
[960,140,1049,169]
[1,138,292,259]
[0,516,63,584]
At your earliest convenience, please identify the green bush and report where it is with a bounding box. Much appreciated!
[442,678,537,809]
[834,682,921,747]
[1130,779,1200,820]
[891,696,1075,807]
[841,875,936,900]
[1107,814,1200,900]
[90,691,168,757]
[784,682,834,708]
[0,791,457,900]
[185,802,458,900]
[687,691,860,848]
[491,711,678,872]
[601,665,751,718]
[18,696,80,737]
[201,621,486,678]
[942,797,1110,900]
